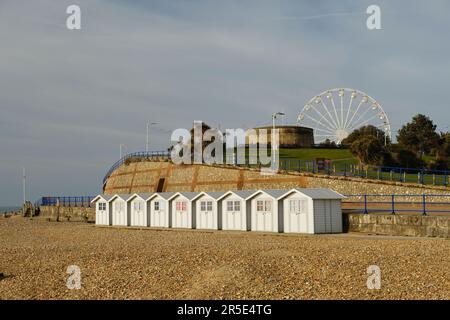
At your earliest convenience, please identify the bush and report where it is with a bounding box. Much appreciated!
[350,136,385,166]
[427,159,449,171]
[394,149,424,169]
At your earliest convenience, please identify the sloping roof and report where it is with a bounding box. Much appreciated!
[292,188,345,200]
[217,190,259,201]
[91,194,114,203]
[109,194,130,202]
[192,191,227,201]
[153,192,176,200]
[206,191,227,199]
[260,189,290,199]
[168,192,199,201]
[234,190,259,199]
[128,193,154,201]
[179,192,200,200]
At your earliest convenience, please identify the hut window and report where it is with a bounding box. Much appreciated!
[176,201,187,211]
[227,201,233,211]
[115,201,124,211]
[200,201,212,211]
[98,203,106,211]
[289,199,307,213]
[234,201,240,211]
[154,201,160,211]
[257,200,264,212]
[134,201,144,211]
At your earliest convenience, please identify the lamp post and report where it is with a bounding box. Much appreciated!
[22,168,26,205]
[146,121,158,152]
[271,112,285,169]
[119,144,125,159]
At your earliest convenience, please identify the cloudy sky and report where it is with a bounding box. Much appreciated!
[1,0,450,206]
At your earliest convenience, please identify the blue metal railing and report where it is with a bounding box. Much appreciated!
[343,194,450,215]
[276,159,450,187]
[37,196,94,208]
[103,151,170,186]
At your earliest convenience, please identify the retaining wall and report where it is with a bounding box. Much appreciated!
[104,161,450,201]
[39,206,95,223]
[344,213,450,238]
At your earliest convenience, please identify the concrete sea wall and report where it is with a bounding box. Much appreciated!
[344,213,450,238]
[39,206,95,223]
[104,161,450,201]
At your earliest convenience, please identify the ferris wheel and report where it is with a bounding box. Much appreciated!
[297,88,391,144]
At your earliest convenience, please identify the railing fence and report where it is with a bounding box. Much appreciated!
[343,194,450,215]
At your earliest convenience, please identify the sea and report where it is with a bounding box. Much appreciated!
[0,206,21,214]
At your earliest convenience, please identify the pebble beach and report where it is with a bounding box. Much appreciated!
[0,216,448,300]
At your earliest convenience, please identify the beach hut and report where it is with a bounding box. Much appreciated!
[168,192,198,229]
[127,193,153,227]
[217,190,257,231]
[280,188,345,234]
[109,194,129,226]
[148,192,175,228]
[249,189,288,233]
[91,195,113,225]
[191,192,226,230]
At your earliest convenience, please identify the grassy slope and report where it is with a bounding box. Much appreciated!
[279,148,354,161]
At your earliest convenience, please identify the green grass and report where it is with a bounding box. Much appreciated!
[230,147,357,165]
[279,148,355,161]
[227,147,449,186]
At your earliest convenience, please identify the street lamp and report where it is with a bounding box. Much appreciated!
[271,112,285,169]
[119,144,126,159]
[272,112,285,129]
[146,121,158,152]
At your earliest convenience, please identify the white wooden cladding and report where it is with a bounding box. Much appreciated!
[93,189,344,234]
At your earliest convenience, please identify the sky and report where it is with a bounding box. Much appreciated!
[1,0,450,206]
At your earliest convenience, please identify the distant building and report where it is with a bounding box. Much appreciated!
[246,125,314,148]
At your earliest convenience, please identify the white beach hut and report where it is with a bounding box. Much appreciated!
[127,193,153,227]
[148,192,175,228]
[169,192,198,229]
[280,188,345,234]
[191,192,226,230]
[109,194,129,226]
[91,194,113,226]
[249,189,287,233]
[217,190,257,231]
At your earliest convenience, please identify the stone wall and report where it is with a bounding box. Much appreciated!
[39,206,95,223]
[344,213,450,238]
[104,160,450,201]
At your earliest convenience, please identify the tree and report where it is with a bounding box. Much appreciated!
[350,136,385,166]
[434,132,450,159]
[318,139,337,148]
[397,114,439,159]
[342,125,389,147]
[395,149,424,169]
